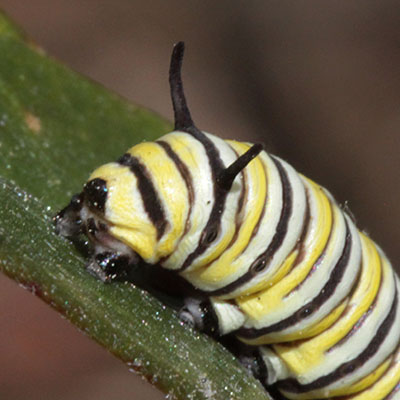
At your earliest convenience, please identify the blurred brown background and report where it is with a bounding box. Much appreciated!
[1,1,399,399]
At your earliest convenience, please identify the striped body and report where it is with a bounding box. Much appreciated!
[86,130,400,400]
[54,43,400,400]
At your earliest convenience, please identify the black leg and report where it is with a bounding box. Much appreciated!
[86,251,131,282]
[179,297,220,337]
[53,193,84,238]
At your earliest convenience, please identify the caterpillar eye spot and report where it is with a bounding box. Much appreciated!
[339,362,356,377]
[297,307,313,320]
[251,258,267,273]
[204,228,218,244]
[55,42,400,399]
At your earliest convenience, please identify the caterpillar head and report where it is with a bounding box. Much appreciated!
[54,42,262,282]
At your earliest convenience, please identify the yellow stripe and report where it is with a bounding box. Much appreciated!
[282,357,392,400]
[183,141,267,285]
[246,249,300,295]
[110,225,157,260]
[160,133,211,264]
[328,357,391,397]
[128,142,189,257]
[236,179,332,323]
[241,299,348,347]
[344,352,400,400]
[164,134,236,269]
[89,163,158,260]
[160,134,202,178]
[278,299,348,344]
[270,233,382,373]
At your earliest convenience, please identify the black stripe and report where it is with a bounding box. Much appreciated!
[238,221,353,339]
[277,285,398,394]
[169,42,260,272]
[282,197,335,297]
[185,126,224,180]
[210,145,247,254]
[326,253,382,353]
[183,145,250,273]
[249,157,293,274]
[176,129,233,271]
[118,154,167,239]
[157,140,194,263]
[156,140,194,213]
[227,149,269,257]
[196,157,293,296]
[383,354,400,399]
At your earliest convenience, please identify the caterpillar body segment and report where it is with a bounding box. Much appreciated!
[54,42,400,399]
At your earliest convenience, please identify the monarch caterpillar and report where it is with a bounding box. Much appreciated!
[54,42,400,400]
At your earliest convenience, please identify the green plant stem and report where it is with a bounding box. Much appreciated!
[0,10,271,400]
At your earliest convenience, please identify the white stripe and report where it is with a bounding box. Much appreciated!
[159,131,214,269]
[221,156,307,298]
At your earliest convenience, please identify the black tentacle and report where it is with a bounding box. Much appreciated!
[217,143,264,191]
[169,41,195,131]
